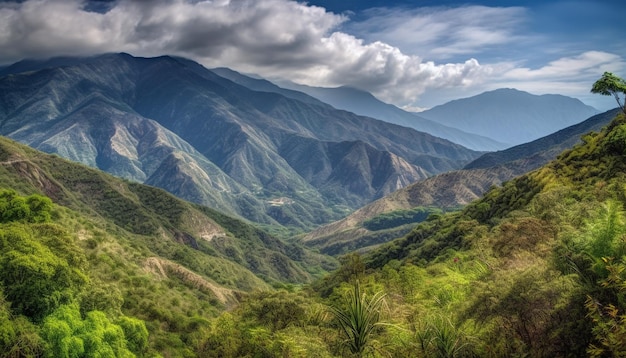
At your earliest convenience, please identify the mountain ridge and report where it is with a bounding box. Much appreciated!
[0,53,481,230]
[0,133,335,285]
[214,69,507,151]
[464,108,620,169]
[420,87,599,146]
[0,132,341,355]
[303,108,619,254]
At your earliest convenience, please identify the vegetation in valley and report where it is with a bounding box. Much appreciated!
[0,137,336,356]
[2,75,626,357]
[190,110,626,357]
[304,107,619,257]
[362,206,442,231]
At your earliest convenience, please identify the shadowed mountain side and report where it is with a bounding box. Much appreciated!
[0,53,481,229]
[278,135,428,207]
[213,68,506,151]
[4,97,261,220]
[211,67,326,107]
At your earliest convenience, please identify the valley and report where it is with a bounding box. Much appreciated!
[0,53,625,357]
[0,53,480,232]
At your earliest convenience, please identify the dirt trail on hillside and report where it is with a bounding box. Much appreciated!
[144,257,238,306]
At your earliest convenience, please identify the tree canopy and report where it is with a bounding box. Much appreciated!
[591,72,626,114]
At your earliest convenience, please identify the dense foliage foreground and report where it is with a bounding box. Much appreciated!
[189,112,626,357]
[3,113,626,357]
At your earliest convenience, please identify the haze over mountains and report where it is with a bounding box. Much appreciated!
[305,108,620,254]
[420,88,599,146]
[214,68,506,151]
[0,53,481,230]
[268,78,598,150]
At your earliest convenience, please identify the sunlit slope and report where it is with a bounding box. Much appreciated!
[0,53,481,230]
[195,112,626,357]
[304,109,619,255]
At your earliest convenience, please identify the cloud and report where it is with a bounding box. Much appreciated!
[347,5,531,60]
[481,51,626,100]
[0,0,116,59]
[269,32,494,105]
[502,51,625,82]
[0,0,347,63]
[0,0,622,111]
[0,0,496,107]
[472,51,626,111]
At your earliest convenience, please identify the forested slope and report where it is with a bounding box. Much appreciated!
[3,105,626,356]
[194,112,626,357]
[0,136,335,356]
[304,109,620,257]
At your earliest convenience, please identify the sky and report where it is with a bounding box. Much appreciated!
[0,0,624,112]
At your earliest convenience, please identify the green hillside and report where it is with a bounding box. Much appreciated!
[0,136,335,356]
[3,108,626,356]
[303,109,620,257]
[184,111,626,357]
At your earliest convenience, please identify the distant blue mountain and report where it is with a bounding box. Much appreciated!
[268,81,508,151]
[213,67,504,151]
[464,108,620,170]
[420,88,599,146]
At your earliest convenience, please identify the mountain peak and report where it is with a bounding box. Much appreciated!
[0,53,480,230]
[277,81,509,151]
[420,88,599,146]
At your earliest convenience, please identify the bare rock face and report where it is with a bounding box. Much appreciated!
[305,109,619,254]
[0,53,480,229]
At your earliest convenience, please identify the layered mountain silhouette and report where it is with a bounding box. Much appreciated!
[420,88,599,146]
[304,108,619,254]
[464,108,620,170]
[231,74,507,151]
[0,53,481,229]
[266,80,598,151]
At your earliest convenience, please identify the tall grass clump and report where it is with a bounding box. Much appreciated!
[329,280,386,357]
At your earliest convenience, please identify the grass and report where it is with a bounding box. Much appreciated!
[330,280,386,357]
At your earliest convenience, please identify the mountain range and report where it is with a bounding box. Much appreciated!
[216,69,506,151]
[1,105,620,357]
[304,108,620,254]
[273,81,597,150]
[0,133,335,288]
[0,53,480,230]
[419,88,599,146]
[0,132,344,355]
[0,51,622,357]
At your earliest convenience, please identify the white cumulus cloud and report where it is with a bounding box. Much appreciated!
[0,0,497,107]
[0,0,622,110]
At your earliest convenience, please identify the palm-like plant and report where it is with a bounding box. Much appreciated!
[330,281,386,356]
[416,316,473,358]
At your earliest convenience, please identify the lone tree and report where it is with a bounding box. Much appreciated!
[591,72,626,115]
